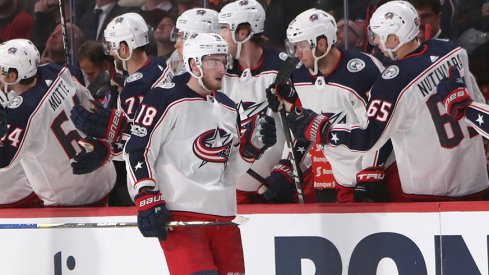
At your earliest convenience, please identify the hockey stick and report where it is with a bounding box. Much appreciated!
[58,0,72,67]
[273,56,305,203]
[0,216,249,229]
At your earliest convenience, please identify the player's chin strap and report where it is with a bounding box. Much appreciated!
[112,48,133,72]
[309,44,331,75]
[232,31,254,60]
[188,65,213,93]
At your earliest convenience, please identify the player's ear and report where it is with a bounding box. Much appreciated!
[316,37,329,55]
[189,59,201,77]
[6,69,18,83]
[236,24,251,42]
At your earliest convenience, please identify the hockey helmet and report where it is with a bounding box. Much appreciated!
[171,8,219,42]
[368,1,420,59]
[183,33,229,77]
[0,39,40,83]
[103,13,149,55]
[218,0,265,35]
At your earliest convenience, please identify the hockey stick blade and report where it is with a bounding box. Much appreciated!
[0,216,249,229]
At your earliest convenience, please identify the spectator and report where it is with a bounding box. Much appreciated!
[40,22,85,65]
[77,41,113,85]
[139,0,177,29]
[336,19,367,50]
[78,0,128,41]
[409,0,447,42]
[31,0,66,54]
[153,16,175,58]
[0,0,34,41]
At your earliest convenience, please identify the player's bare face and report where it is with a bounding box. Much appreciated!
[219,24,237,58]
[201,55,227,90]
[293,41,314,69]
[174,32,185,57]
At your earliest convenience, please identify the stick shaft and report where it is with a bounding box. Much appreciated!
[58,0,72,67]
[0,216,248,229]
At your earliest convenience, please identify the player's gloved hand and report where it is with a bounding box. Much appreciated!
[70,101,127,144]
[0,105,6,139]
[240,115,277,160]
[0,90,15,108]
[71,137,112,174]
[286,108,330,144]
[261,159,296,203]
[134,188,171,240]
[354,166,386,202]
[436,66,473,120]
[266,83,302,112]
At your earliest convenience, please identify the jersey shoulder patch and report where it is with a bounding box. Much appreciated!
[347,58,366,73]
[126,72,143,83]
[382,65,400,79]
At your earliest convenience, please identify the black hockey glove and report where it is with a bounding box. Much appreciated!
[70,101,127,144]
[262,159,296,203]
[0,106,6,139]
[266,83,302,112]
[71,137,112,174]
[436,66,473,120]
[240,115,277,160]
[354,166,386,202]
[286,108,330,144]
[134,189,171,240]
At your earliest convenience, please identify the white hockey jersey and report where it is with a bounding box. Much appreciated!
[0,64,116,206]
[0,163,33,204]
[327,39,489,197]
[124,84,251,217]
[221,47,286,192]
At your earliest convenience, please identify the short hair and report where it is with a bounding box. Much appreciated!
[77,41,114,67]
[408,0,441,14]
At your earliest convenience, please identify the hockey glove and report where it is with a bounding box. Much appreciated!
[266,84,302,112]
[286,108,330,144]
[262,159,296,203]
[354,166,386,202]
[70,102,127,144]
[436,66,473,120]
[134,189,171,240]
[0,106,6,139]
[71,137,112,174]
[240,115,277,160]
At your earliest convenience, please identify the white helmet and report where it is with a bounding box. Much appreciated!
[369,1,420,60]
[218,0,265,59]
[0,39,40,84]
[171,8,219,42]
[286,8,337,75]
[183,33,228,89]
[103,13,149,56]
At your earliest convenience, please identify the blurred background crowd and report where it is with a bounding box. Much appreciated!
[5,0,489,97]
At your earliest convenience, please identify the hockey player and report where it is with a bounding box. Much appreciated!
[165,8,219,84]
[267,8,392,203]
[0,39,115,206]
[218,0,296,203]
[70,13,168,204]
[285,1,489,201]
[124,33,276,275]
[437,66,489,140]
